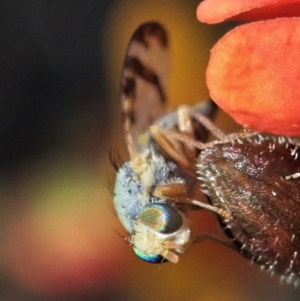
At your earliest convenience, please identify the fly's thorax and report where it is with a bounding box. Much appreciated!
[131,203,191,263]
[114,162,148,233]
[114,150,187,234]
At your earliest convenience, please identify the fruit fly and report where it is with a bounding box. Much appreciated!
[113,21,218,264]
[113,21,300,286]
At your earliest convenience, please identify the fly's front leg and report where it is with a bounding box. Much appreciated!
[177,105,197,163]
[150,124,192,170]
[191,199,232,220]
[151,105,227,152]
[189,109,226,140]
[149,105,200,171]
[192,233,237,252]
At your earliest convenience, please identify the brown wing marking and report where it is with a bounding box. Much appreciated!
[120,22,169,158]
[123,56,166,102]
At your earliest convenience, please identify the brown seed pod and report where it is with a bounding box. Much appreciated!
[197,134,300,285]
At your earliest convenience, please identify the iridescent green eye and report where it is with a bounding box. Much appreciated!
[136,203,183,234]
[133,247,166,264]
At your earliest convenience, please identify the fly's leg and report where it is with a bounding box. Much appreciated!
[149,105,199,171]
[157,113,258,151]
[149,105,208,202]
[177,105,197,162]
[150,100,221,166]
[192,233,237,252]
[191,199,232,220]
[189,108,226,140]
[150,124,193,170]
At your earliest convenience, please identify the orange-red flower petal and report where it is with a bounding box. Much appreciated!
[197,0,300,24]
[206,18,300,136]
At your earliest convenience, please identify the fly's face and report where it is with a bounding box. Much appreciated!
[113,22,217,263]
[131,203,191,263]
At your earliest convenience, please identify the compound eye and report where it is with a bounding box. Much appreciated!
[133,247,166,264]
[132,203,184,263]
[136,203,183,234]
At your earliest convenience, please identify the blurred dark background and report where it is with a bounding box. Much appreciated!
[0,0,299,300]
[0,0,112,172]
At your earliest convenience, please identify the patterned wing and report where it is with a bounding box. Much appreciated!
[120,22,170,157]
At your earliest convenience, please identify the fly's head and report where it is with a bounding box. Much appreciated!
[131,203,191,263]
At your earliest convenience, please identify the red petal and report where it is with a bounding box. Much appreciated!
[197,0,300,24]
[206,18,300,136]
